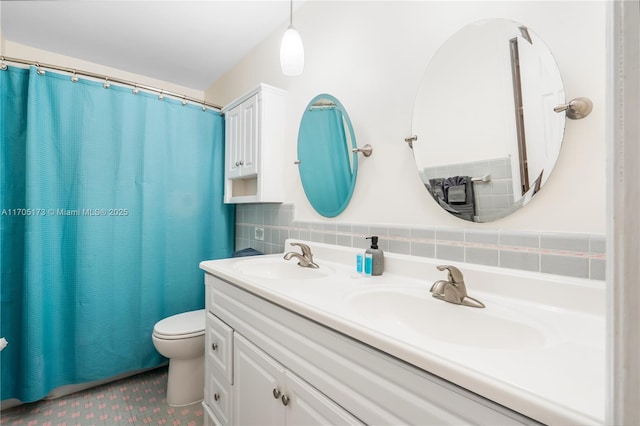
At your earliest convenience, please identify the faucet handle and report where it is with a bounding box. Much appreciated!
[436,265,464,284]
[290,242,312,258]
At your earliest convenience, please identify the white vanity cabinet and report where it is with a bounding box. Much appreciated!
[222,84,286,204]
[203,284,362,426]
[203,273,541,426]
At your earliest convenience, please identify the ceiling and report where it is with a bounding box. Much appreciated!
[1,1,303,91]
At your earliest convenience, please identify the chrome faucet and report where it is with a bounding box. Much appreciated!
[430,265,485,308]
[283,242,319,269]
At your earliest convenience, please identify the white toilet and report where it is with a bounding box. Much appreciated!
[152,309,206,407]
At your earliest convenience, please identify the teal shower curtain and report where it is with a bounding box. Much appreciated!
[0,66,235,403]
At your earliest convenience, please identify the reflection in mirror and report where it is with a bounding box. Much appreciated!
[298,94,357,217]
[412,19,565,222]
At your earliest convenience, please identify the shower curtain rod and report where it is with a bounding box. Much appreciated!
[1,56,223,111]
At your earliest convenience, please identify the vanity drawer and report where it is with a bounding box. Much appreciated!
[206,312,234,384]
[204,359,233,426]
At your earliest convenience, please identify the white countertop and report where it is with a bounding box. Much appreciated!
[200,240,605,425]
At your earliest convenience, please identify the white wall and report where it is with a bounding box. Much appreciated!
[2,40,204,100]
[206,1,606,234]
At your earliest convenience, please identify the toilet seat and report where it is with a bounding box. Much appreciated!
[153,309,205,340]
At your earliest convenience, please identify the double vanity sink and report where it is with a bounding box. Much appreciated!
[200,240,604,425]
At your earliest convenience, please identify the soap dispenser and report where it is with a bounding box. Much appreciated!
[365,236,384,276]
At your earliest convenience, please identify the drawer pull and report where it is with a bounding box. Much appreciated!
[272,388,281,399]
[214,393,220,402]
[281,395,290,406]
[211,342,218,351]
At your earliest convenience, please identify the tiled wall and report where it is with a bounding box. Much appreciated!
[235,203,606,281]
[420,157,517,221]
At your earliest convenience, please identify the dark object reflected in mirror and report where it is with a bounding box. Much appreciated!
[411,19,565,222]
[297,94,358,217]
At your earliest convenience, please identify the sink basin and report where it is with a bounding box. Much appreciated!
[232,257,334,280]
[347,288,547,350]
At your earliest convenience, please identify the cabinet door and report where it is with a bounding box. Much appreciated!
[285,371,364,426]
[240,94,259,177]
[225,105,242,179]
[233,334,285,426]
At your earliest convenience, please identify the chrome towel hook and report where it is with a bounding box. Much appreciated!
[554,97,593,119]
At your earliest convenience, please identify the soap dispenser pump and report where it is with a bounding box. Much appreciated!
[365,236,384,276]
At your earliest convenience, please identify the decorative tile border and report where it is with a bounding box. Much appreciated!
[235,203,606,281]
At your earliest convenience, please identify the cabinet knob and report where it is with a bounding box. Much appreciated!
[239,160,244,166]
[211,342,218,351]
[214,393,220,402]
[272,388,281,399]
[281,395,290,406]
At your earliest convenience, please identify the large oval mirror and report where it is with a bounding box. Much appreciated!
[412,19,565,222]
[298,94,358,217]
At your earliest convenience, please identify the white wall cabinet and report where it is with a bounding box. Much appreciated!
[222,84,286,204]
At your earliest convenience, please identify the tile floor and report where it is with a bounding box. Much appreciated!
[0,366,204,426]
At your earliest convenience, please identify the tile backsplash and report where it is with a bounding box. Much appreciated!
[420,157,517,220]
[234,203,606,281]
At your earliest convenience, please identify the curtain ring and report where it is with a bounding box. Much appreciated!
[132,84,139,95]
[202,102,207,112]
[181,96,187,106]
[70,70,78,83]
[36,63,45,76]
[0,61,7,71]
[103,77,110,89]
[158,90,164,100]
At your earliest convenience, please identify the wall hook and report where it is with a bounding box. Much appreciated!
[352,144,373,157]
[554,97,593,119]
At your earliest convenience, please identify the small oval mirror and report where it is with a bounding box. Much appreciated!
[297,94,358,217]
[412,19,565,222]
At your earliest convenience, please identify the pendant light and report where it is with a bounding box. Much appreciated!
[280,0,304,76]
